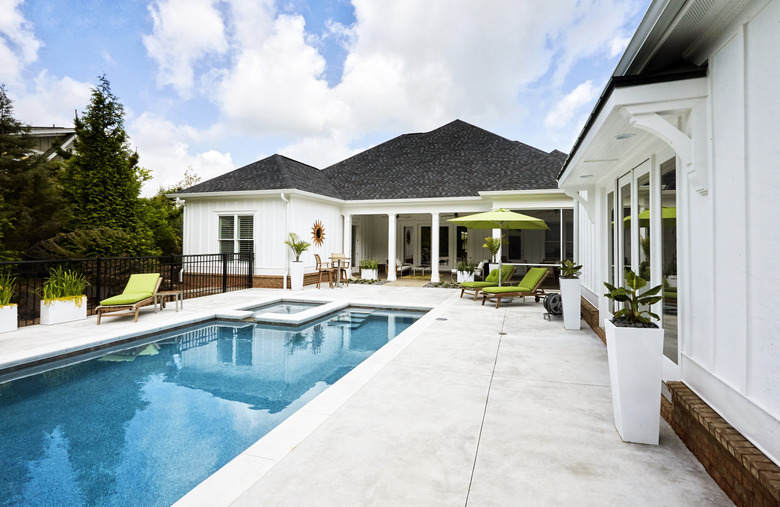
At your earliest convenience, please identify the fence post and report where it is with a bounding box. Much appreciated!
[248,251,254,289]
[169,254,175,291]
[222,253,228,293]
[96,257,102,306]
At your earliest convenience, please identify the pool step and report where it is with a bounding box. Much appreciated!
[328,311,373,330]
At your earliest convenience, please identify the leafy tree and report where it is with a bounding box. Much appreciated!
[140,166,200,254]
[0,84,69,259]
[60,75,158,256]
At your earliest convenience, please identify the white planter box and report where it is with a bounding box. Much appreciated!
[0,305,17,333]
[289,261,304,291]
[456,271,474,283]
[361,268,378,281]
[40,296,87,325]
[605,319,664,445]
[560,278,581,330]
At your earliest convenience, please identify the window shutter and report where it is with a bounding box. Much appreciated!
[219,216,234,239]
[238,216,253,239]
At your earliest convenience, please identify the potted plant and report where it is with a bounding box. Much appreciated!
[0,271,17,333]
[603,269,664,445]
[284,233,311,291]
[483,235,503,273]
[560,260,582,330]
[39,266,89,325]
[360,258,378,281]
[456,259,476,283]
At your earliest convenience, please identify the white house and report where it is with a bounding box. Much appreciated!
[558,0,780,495]
[174,120,573,286]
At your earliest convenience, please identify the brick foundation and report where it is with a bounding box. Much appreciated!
[665,382,780,506]
[251,272,334,289]
[582,300,779,505]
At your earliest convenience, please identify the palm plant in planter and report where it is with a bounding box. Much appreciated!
[483,235,503,274]
[0,272,17,333]
[603,269,664,445]
[560,260,582,330]
[284,233,311,290]
[40,266,89,325]
[360,258,378,281]
[456,259,476,283]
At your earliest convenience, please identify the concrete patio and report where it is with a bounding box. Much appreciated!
[0,284,732,506]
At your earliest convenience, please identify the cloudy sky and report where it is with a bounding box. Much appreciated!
[1,0,651,195]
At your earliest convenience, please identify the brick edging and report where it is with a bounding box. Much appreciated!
[666,381,780,506]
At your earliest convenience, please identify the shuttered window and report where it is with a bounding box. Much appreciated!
[218,215,253,255]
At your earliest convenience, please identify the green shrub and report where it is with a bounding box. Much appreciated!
[0,271,16,306]
[603,269,663,326]
[360,258,378,270]
[560,260,582,279]
[41,266,89,304]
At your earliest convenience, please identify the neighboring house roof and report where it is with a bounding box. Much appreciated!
[179,154,342,198]
[177,120,567,200]
[324,120,567,200]
[27,126,77,161]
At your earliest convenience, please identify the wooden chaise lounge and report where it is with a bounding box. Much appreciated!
[96,273,162,324]
[481,267,549,309]
[459,265,515,300]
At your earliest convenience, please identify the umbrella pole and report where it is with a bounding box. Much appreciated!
[498,233,503,287]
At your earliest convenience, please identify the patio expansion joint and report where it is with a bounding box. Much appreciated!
[463,309,507,506]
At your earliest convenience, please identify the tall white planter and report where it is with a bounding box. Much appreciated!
[40,296,87,325]
[0,305,17,333]
[457,271,475,283]
[560,278,581,330]
[605,319,664,445]
[361,268,378,281]
[289,261,304,291]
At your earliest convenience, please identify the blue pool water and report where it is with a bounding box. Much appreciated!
[0,308,422,507]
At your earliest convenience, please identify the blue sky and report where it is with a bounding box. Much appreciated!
[1,0,651,195]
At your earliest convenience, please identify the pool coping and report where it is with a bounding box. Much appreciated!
[173,293,454,506]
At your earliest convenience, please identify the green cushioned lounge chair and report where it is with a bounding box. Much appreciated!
[481,267,549,309]
[459,265,515,300]
[96,273,162,324]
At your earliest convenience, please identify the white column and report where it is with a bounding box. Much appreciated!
[431,213,440,282]
[343,214,352,264]
[387,213,397,281]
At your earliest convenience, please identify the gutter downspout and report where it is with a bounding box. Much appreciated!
[281,193,290,289]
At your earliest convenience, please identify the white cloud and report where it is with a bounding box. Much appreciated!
[143,0,228,97]
[128,112,234,195]
[0,0,42,87]
[12,71,92,127]
[544,81,599,131]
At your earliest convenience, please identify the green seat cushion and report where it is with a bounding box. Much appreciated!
[516,267,547,289]
[124,273,160,293]
[484,265,515,283]
[100,292,153,306]
[460,281,499,289]
[482,285,536,294]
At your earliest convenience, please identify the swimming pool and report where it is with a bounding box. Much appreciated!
[0,308,423,507]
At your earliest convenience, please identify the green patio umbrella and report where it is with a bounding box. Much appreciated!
[623,207,676,228]
[448,209,548,286]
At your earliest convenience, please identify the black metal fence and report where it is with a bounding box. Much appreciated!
[1,253,254,327]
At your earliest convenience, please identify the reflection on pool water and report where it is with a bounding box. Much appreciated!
[0,308,423,507]
[248,300,325,316]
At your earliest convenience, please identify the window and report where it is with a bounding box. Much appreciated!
[218,215,254,255]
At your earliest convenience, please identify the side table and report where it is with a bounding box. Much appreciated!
[155,290,183,313]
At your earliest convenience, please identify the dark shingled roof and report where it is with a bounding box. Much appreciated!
[324,120,565,199]
[178,154,342,198]
[178,120,566,200]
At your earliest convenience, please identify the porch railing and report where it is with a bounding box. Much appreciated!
[0,253,254,327]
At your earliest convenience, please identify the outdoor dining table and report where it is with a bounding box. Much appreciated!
[329,254,349,287]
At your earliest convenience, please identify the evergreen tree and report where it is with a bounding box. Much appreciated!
[0,85,68,259]
[61,75,158,256]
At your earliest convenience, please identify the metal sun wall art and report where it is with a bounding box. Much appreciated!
[312,220,325,246]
